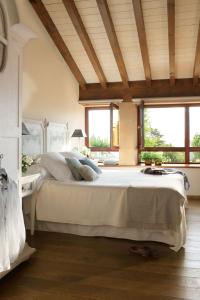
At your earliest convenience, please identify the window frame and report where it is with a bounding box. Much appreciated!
[0,3,8,72]
[85,104,119,152]
[138,103,200,164]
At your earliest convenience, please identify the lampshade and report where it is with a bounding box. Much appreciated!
[22,122,30,135]
[71,129,87,138]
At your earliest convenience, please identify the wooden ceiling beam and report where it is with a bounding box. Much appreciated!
[167,0,175,86]
[193,21,200,86]
[62,0,107,89]
[29,0,86,90]
[132,0,151,85]
[79,78,200,100]
[96,0,129,88]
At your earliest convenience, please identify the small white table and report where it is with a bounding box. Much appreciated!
[21,174,40,236]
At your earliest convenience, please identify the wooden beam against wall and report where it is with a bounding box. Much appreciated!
[193,21,200,86]
[62,0,107,89]
[167,0,175,86]
[96,0,129,88]
[79,78,200,100]
[132,0,151,85]
[29,0,86,90]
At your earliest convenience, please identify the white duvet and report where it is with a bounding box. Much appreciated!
[0,179,25,272]
[36,169,186,230]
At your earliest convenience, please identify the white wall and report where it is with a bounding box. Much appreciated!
[15,0,84,135]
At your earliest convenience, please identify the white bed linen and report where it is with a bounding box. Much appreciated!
[35,169,187,250]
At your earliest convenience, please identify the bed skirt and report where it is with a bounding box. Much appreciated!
[33,208,186,252]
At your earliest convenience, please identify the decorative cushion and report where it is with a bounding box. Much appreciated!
[65,158,83,181]
[79,165,99,181]
[39,152,73,182]
[79,158,102,174]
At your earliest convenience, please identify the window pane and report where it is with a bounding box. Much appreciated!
[0,42,5,70]
[112,107,119,147]
[0,5,7,72]
[88,109,110,148]
[140,151,185,163]
[190,152,200,163]
[144,107,185,147]
[190,107,200,147]
[0,5,5,37]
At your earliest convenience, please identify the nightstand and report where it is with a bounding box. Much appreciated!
[21,174,40,236]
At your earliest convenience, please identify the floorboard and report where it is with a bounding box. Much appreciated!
[0,200,200,299]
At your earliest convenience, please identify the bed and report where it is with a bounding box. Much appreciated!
[33,167,187,252]
[21,122,187,252]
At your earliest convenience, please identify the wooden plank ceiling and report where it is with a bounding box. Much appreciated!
[29,0,200,100]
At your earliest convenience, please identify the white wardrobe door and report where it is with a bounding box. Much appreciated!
[0,31,20,182]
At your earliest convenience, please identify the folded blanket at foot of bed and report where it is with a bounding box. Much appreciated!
[141,167,190,191]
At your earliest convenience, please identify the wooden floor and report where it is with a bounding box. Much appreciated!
[0,200,200,300]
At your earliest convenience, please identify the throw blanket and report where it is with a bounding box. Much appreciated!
[141,168,190,191]
[0,179,25,272]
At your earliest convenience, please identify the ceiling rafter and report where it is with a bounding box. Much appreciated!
[132,0,151,85]
[80,79,200,101]
[167,0,175,86]
[29,0,86,90]
[193,21,200,86]
[96,0,129,88]
[62,0,107,89]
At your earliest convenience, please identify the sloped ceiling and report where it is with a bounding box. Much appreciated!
[30,0,200,100]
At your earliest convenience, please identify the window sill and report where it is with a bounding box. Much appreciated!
[100,163,200,169]
[139,163,200,169]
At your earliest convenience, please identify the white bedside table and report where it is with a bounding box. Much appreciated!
[21,173,40,236]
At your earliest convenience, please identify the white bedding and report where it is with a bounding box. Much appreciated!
[35,169,187,250]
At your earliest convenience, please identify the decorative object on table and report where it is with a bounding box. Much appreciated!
[71,129,87,152]
[22,122,31,135]
[22,155,33,174]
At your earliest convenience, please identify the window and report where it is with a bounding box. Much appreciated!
[85,104,119,151]
[0,4,7,72]
[138,104,200,164]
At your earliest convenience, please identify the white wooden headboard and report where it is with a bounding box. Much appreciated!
[22,119,70,155]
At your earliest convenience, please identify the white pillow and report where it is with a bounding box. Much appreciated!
[26,164,52,179]
[60,150,85,160]
[39,152,73,181]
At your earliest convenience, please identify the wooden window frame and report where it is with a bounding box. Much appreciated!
[138,103,200,164]
[0,3,8,72]
[85,104,119,152]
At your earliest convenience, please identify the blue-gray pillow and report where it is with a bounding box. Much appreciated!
[79,158,102,174]
[65,158,83,181]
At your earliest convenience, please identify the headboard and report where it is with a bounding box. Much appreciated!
[22,119,70,155]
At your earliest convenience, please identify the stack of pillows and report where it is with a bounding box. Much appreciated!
[31,151,102,182]
[66,157,101,181]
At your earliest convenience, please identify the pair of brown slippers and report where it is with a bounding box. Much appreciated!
[129,245,159,259]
